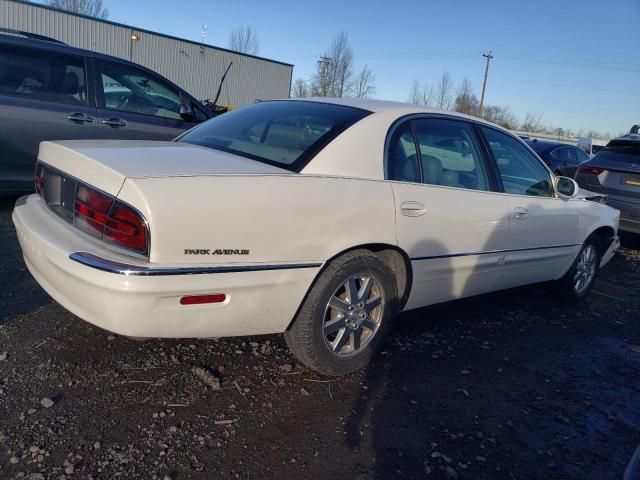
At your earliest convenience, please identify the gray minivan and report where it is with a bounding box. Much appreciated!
[0,30,212,193]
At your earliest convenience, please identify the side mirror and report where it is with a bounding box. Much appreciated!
[179,102,195,122]
[555,176,579,198]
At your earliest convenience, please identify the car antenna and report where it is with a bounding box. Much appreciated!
[212,61,233,108]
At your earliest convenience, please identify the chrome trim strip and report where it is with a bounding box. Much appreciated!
[69,252,322,276]
[410,243,579,262]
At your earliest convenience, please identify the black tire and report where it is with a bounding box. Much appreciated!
[554,235,601,302]
[284,249,399,376]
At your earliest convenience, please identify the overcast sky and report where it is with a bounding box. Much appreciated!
[103,0,640,136]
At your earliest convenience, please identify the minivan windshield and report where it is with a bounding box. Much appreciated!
[177,100,371,171]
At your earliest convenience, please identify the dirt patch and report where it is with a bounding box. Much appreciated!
[1,198,639,479]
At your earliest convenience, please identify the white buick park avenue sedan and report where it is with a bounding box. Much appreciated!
[13,98,620,375]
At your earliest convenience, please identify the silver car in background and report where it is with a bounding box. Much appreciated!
[575,130,640,234]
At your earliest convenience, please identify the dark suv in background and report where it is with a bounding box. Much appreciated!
[0,29,212,193]
[575,130,640,234]
[524,139,590,177]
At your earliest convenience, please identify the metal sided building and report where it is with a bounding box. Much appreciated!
[0,0,293,106]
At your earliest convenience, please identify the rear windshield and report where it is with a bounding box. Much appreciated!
[177,101,371,171]
[595,140,640,164]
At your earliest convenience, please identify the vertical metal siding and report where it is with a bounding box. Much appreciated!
[0,0,293,105]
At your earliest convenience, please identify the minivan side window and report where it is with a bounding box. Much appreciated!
[481,127,554,197]
[0,46,88,105]
[97,61,183,120]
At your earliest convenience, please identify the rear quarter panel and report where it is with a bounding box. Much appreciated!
[117,174,398,264]
[572,198,620,245]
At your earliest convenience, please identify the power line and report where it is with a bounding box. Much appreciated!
[317,55,331,96]
[478,51,493,117]
[496,52,640,74]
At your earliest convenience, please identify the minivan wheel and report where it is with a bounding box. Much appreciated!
[555,236,601,302]
[284,250,398,376]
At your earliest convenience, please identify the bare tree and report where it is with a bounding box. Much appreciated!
[483,105,519,130]
[327,32,353,97]
[408,80,434,106]
[521,111,544,133]
[228,26,259,55]
[310,33,354,97]
[434,71,453,110]
[47,0,108,18]
[421,84,435,106]
[311,54,332,96]
[352,64,376,98]
[408,80,422,104]
[292,78,309,98]
[453,78,479,115]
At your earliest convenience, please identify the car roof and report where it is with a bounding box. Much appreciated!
[284,97,500,126]
[0,32,138,65]
[611,133,640,144]
[523,139,571,153]
[0,31,206,106]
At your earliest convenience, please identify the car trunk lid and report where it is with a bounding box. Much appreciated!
[38,140,291,196]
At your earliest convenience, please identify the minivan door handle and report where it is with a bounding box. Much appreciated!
[102,118,127,127]
[513,207,529,219]
[400,201,426,217]
[67,112,93,123]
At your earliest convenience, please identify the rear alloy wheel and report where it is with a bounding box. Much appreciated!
[555,236,601,302]
[323,273,384,356]
[284,250,398,376]
[573,244,598,295]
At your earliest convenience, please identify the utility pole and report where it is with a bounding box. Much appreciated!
[478,51,493,118]
[318,55,331,97]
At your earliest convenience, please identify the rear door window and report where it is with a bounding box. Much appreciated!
[387,122,420,183]
[575,148,590,164]
[0,46,88,105]
[412,118,490,191]
[555,147,571,164]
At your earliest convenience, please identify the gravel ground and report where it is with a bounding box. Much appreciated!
[1,196,639,480]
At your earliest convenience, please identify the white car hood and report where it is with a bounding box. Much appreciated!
[38,140,290,195]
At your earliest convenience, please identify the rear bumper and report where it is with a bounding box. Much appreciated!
[12,194,320,338]
[619,218,640,235]
[607,197,640,234]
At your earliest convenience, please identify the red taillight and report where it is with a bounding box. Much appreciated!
[75,185,113,235]
[180,294,227,305]
[577,166,604,175]
[35,164,45,195]
[104,203,147,251]
[74,183,147,254]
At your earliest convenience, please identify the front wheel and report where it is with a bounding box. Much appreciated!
[284,250,398,376]
[555,236,601,302]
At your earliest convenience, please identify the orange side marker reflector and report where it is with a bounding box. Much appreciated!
[180,294,226,305]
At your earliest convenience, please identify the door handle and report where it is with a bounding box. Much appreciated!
[400,201,426,217]
[102,118,127,127]
[513,207,529,219]
[67,112,93,123]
